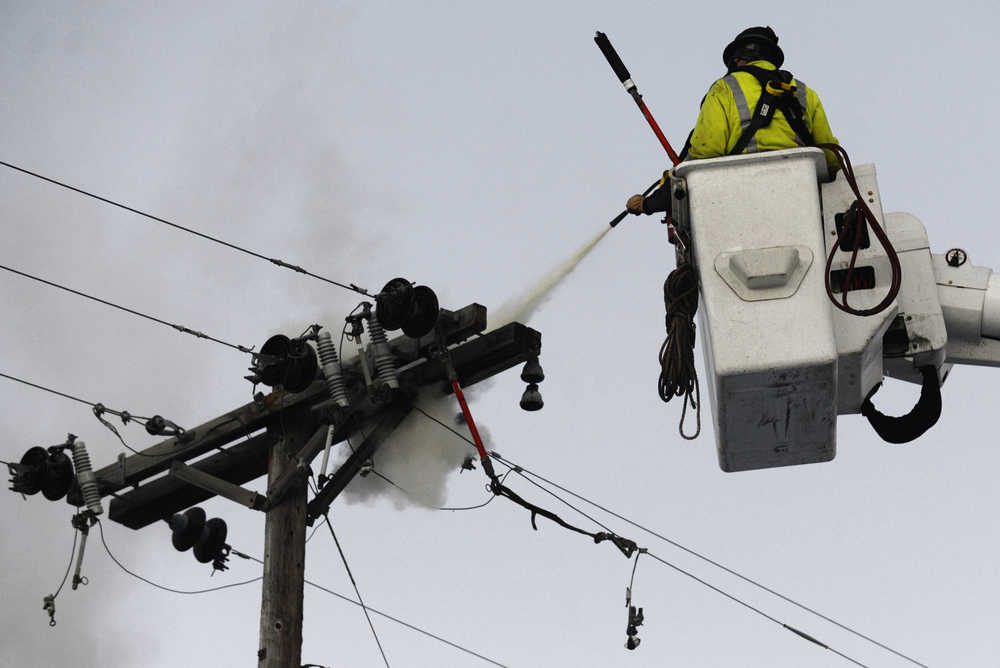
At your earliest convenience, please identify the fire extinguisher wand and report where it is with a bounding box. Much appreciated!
[594,31,680,166]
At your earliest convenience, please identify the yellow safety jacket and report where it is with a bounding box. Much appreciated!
[688,60,839,172]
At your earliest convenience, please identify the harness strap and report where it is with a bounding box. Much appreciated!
[727,66,813,156]
[722,75,757,153]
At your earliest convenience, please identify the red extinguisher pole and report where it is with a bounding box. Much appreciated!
[595,31,680,167]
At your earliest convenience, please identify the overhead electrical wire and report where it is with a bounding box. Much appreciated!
[491,453,929,668]
[414,408,928,668]
[97,517,503,665]
[324,515,391,668]
[486,457,871,666]
[0,262,252,354]
[483,456,871,665]
[643,550,868,668]
[97,520,263,595]
[0,370,180,458]
[0,159,370,297]
[231,551,508,667]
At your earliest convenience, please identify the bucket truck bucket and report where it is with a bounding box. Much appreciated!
[672,148,838,472]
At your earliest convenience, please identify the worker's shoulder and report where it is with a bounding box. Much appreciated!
[705,75,738,97]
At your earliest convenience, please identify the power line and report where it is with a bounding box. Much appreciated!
[99,517,503,666]
[643,551,869,668]
[0,262,252,354]
[491,453,928,668]
[0,159,370,297]
[482,456,872,666]
[477,453,871,666]
[413,407,928,668]
[97,520,262,594]
[324,516,390,668]
[0,370,178,458]
[232,551,508,667]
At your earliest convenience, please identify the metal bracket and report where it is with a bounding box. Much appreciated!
[169,461,266,511]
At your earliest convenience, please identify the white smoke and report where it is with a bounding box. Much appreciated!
[330,226,611,508]
[334,387,486,509]
[489,226,610,328]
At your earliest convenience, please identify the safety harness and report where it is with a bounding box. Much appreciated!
[726,66,814,156]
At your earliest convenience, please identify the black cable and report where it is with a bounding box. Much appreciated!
[324,515,391,668]
[501,462,615,533]
[439,470,512,511]
[493,454,928,668]
[658,262,701,439]
[0,371,176,459]
[52,527,79,599]
[0,371,96,408]
[97,520,262,594]
[0,159,370,297]
[0,262,252,354]
[643,551,869,668]
[412,411,927,668]
[230,550,508,667]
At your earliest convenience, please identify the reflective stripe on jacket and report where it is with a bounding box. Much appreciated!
[687,60,839,171]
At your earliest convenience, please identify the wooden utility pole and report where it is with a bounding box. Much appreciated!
[70,303,542,664]
[258,410,315,667]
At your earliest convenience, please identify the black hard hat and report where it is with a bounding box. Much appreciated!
[723,26,784,69]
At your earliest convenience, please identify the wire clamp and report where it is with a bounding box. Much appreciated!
[42,594,56,627]
[595,532,639,558]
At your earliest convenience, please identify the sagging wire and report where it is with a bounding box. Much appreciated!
[0,262,253,354]
[493,452,928,667]
[412,403,637,558]
[419,413,926,667]
[230,550,508,667]
[42,525,80,627]
[324,515,391,668]
[0,159,370,298]
[492,457,870,665]
[97,520,262,595]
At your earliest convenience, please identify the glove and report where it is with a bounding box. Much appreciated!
[626,194,645,215]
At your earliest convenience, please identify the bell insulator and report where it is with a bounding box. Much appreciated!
[256,335,291,386]
[282,338,318,393]
[194,517,229,564]
[10,446,49,495]
[520,357,545,384]
[401,285,440,338]
[41,450,74,501]
[519,383,544,411]
[375,278,415,331]
[170,507,206,552]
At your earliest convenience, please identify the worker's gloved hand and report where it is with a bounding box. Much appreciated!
[626,194,645,215]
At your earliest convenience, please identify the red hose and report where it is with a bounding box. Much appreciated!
[817,144,901,317]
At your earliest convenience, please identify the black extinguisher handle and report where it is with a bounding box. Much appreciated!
[594,32,634,89]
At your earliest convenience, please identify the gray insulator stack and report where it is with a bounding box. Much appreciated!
[367,313,400,389]
[72,441,103,516]
[316,331,350,407]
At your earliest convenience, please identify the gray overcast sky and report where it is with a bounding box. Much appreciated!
[2,2,999,667]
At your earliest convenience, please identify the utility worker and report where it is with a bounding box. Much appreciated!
[627,26,839,216]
